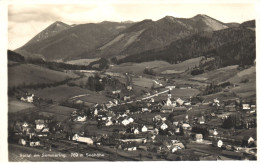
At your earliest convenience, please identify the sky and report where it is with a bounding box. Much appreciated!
[8,2,256,50]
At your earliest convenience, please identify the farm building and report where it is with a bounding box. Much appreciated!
[242,104,250,110]
[212,140,223,148]
[195,134,203,142]
[197,116,205,124]
[72,134,93,145]
[29,137,41,147]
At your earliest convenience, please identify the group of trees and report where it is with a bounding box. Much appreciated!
[202,83,223,95]
[8,50,110,71]
[28,58,109,71]
[117,27,255,71]
[191,126,209,138]
[86,75,104,91]
[222,113,244,129]
[85,74,125,92]
[190,68,204,76]
[143,67,156,75]
[222,113,256,129]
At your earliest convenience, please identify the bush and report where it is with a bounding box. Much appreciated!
[144,68,156,75]
[191,68,204,75]
[240,78,249,83]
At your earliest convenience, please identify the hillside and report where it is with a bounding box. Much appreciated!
[85,14,228,59]
[225,22,240,28]
[240,20,255,28]
[108,57,203,76]
[25,21,71,45]
[118,26,255,68]
[228,66,256,100]
[8,63,78,88]
[17,21,134,61]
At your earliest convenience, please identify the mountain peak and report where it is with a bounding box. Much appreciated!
[54,20,64,24]
[52,21,70,28]
[191,14,228,31]
[160,15,176,21]
[193,14,209,19]
[20,21,71,48]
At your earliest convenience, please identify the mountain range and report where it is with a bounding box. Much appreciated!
[87,14,229,59]
[118,24,255,66]
[13,14,255,68]
[17,21,134,61]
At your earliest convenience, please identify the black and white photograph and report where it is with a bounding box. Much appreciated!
[2,0,258,162]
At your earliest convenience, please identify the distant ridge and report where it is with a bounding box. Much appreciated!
[17,15,253,62]
[85,14,229,59]
[17,21,134,61]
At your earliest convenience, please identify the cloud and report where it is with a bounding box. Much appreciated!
[9,5,63,22]
[8,20,53,49]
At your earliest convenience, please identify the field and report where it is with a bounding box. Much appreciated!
[107,57,203,76]
[234,128,256,140]
[169,88,200,98]
[65,58,99,65]
[30,84,114,104]
[201,91,237,103]
[158,57,203,74]
[37,105,77,121]
[44,105,77,116]
[189,65,239,83]
[28,85,93,102]
[76,92,113,104]
[108,61,169,75]
[67,77,91,87]
[132,77,158,88]
[172,79,206,88]
[151,88,200,101]
[8,99,34,113]
[228,66,256,99]
[8,63,78,87]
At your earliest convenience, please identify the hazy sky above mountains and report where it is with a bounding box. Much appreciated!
[8,3,256,50]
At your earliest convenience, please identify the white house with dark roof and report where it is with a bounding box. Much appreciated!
[35,120,45,130]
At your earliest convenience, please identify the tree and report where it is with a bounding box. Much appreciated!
[82,125,89,136]
[168,113,175,122]
[222,113,244,129]
[151,83,155,90]
[139,153,142,161]
[117,93,120,100]
[110,57,118,64]
[85,108,91,117]
[179,125,184,136]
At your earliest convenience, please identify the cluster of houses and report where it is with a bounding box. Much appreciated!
[14,119,50,147]
[71,110,87,122]
[10,82,257,161]
[20,92,34,103]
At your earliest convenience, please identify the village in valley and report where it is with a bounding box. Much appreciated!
[7,5,257,161]
[8,67,257,161]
